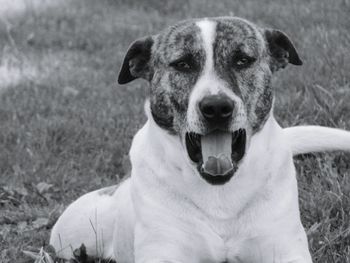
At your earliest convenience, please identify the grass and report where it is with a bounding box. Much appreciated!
[0,0,349,262]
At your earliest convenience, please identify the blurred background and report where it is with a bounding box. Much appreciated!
[0,0,349,262]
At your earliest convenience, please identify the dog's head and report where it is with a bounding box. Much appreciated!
[118,17,302,185]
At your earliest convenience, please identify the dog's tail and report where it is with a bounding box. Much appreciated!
[284,126,350,156]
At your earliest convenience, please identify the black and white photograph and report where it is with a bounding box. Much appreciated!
[0,0,349,262]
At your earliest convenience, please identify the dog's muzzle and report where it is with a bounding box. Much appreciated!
[185,95,246,185]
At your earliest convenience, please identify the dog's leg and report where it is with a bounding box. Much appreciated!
[133,219,223,263]
[133,224,190,263]
[50,186,117,259]
[284,126,350,155]
[229,228,314,263]
[50,179,132,261]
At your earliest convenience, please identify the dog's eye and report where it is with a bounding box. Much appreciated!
[174,61,191,71]
[236,58,249,66]
[232,55,256,69]
[169,56,196,73]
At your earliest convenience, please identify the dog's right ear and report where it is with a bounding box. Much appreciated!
[118,36,154,84]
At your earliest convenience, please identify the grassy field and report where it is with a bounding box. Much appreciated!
[0,0,349,262]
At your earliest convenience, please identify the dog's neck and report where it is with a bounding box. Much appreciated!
[129,103,295,219]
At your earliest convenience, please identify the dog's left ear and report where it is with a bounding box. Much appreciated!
[118,36,154,84]
[264,29,302,72]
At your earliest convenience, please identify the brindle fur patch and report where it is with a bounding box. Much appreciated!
[252,74,273,132]
[213,18,258,98]
[150,20,205,134]
[212,17,273,133]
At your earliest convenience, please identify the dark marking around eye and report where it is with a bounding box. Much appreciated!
[169,54,198,73]
[232,52,256,69]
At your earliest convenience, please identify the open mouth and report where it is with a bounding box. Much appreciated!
[185,129,246,185]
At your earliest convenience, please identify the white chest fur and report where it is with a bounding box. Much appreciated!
[128,115,306,262]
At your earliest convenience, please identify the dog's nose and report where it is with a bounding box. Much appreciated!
[199,95,234,124]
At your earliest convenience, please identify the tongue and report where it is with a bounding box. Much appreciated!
[201,131,233,176]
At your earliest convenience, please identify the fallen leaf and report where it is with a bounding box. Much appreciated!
[32,217,49,229]
[36,182,53,194]
[18,221,28,231]
[63,86,79,97]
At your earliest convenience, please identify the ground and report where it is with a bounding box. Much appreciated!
[0,0,349,262]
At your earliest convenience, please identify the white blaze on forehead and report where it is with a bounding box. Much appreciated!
[187,19,245,133]
[186,19,217,133]
[196,19,216,74]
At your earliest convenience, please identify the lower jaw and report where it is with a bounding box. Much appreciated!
[197,164,238,185]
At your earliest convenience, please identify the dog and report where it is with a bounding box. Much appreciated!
[50,17,350,262]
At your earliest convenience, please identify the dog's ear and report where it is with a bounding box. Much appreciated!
[264,29,302,72]
[118,36,154,84]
